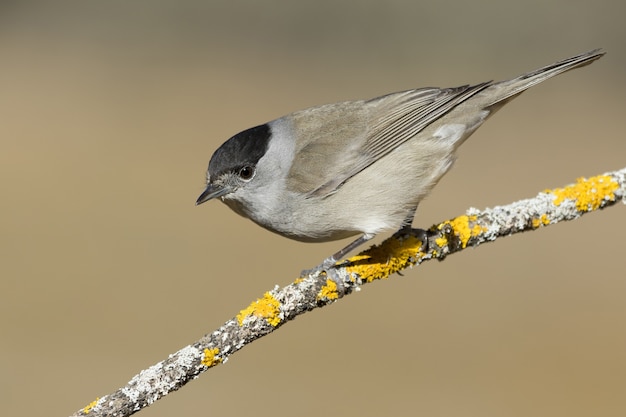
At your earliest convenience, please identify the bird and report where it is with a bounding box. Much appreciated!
[196,49,604,275]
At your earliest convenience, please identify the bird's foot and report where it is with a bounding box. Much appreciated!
[300,256,346,293]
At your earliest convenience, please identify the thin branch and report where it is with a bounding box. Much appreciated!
[73,168,626,417]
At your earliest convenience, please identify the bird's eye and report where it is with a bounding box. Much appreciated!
[238,165,255,181]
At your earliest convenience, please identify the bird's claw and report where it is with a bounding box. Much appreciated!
[300,257,346,293]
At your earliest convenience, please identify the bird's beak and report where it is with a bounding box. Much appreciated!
[195,184,232,205]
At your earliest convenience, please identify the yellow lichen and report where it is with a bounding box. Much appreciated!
[317,279,339,301]
[441,214,485,248]
[549,175,618,212]
[201,347,222,367]
[82,398,99,414]
[472,224,486,237]
[349,254,371,262]
[237,292,282,326]
[532,214,550,228]
[344,235,424,282]
[435,236,448,247]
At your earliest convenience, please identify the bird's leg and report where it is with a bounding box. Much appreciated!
[324,232,376,269]
[395,205,431,251]
[301,233,376,278]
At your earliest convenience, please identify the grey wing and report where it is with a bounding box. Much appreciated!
[306,82,491,197]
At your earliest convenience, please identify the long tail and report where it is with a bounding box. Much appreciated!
[486,48,605,107]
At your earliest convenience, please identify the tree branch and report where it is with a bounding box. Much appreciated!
[73,167,626,417]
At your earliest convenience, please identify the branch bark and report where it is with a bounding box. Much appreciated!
[73,168,626,417]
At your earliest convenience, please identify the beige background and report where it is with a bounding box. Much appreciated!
[2,1,625,416]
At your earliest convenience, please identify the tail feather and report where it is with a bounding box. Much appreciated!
[487,48,605,107]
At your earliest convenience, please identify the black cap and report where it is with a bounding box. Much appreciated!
[208,123,271,179]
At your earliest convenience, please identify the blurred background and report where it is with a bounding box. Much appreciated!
[1,1,625,416]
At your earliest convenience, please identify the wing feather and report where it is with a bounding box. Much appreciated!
[287,82,491,197]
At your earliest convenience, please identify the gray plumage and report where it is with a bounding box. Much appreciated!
[197,49,604,268]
